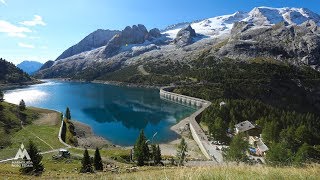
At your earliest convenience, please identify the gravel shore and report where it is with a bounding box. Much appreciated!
[71,120,112,149]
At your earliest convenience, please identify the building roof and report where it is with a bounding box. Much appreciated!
[219,101,226,107]
[235,120,255,133]
[256,140,269,152]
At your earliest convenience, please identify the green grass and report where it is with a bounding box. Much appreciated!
[0,106,64,160]
[69,147,131,163]
[0,160,319,179]
[0,124,63,160]
[0,102,39,131]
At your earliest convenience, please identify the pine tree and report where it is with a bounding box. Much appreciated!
[262,120,279,145]
[224,133,249,163]
[80,149,93,173]
[93,147,103,171]
[176,138,187,166]
[143,140,150,162]
[20,140,44,175]
[19,99,26,111]
[151,144,157,164]
[65,107,71,120]
[0,90,4,102]
[134,129,149,166]
[209,117,229,143]
[266,142,292,166]
[155,145,162,165]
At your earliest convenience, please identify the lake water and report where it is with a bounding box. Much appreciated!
[4,80,196,146]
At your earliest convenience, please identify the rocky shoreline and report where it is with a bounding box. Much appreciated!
[46,78,162,89]
[71,120,115,149]
[91,80,161,89]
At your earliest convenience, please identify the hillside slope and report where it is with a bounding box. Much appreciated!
[0,58,37,86]
[0,102,39,148]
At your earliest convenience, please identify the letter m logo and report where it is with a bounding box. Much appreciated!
[14,144,31,160]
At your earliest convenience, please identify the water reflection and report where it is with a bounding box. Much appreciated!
[4,80,196,145]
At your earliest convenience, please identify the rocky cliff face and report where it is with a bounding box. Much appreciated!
[102,25,161,58]
[56,29,120,60]
[214,20,320,66]
[174,25,197,47]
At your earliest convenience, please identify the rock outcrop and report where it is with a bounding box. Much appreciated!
[56,29,120,60]
[174,25,197,47]
[102,25,162,58]
[216,20,320,65]
[148,28,161,39]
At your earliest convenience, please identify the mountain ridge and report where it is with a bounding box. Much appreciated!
[0,58,37,86]
[56,29,120,60]
[17,60,43,75]
[36,6,320,81]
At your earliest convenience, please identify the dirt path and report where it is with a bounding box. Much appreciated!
[21,122,55,150]
[138,65,150,75]
[22,108,62,150]
[33,111,60,126]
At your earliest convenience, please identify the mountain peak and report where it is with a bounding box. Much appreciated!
[163,6,320,40]
[56,29,120,60]
[17,60,43,75]
[246,6,320,25]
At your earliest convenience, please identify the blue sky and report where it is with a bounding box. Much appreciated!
[1,0,320,64]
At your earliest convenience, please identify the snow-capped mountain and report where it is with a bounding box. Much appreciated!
[163,7,320,39]
[36,7,320,80]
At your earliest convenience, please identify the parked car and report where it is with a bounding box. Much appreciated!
[52,149,70,160]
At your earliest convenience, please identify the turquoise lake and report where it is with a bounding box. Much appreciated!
[4,80,196,146]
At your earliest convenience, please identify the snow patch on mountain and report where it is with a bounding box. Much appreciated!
[163,7,320,39]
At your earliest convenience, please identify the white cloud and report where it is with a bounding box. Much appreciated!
[0,0,6,5]
[28,36,40,39]
[0,20,31,38]
[40,45,48,49]
[20,15,46,26]
[18,42,35,49]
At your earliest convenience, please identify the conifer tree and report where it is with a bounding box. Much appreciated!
[134,129,149,166]
[80,148,93,173]
[151,144,157,164]
[0,90,4,102]
[224,133,249,163]
[19,99,26,111]
[176,138,187,166]
[20,140,44,175]
[65,107,71,120]
[93,147,103,171]
[155,144,162,165]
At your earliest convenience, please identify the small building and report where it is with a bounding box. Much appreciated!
[249,136,269,156]
[256,139,269,156]
[219,101,226,108]
[235,121,255,134]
